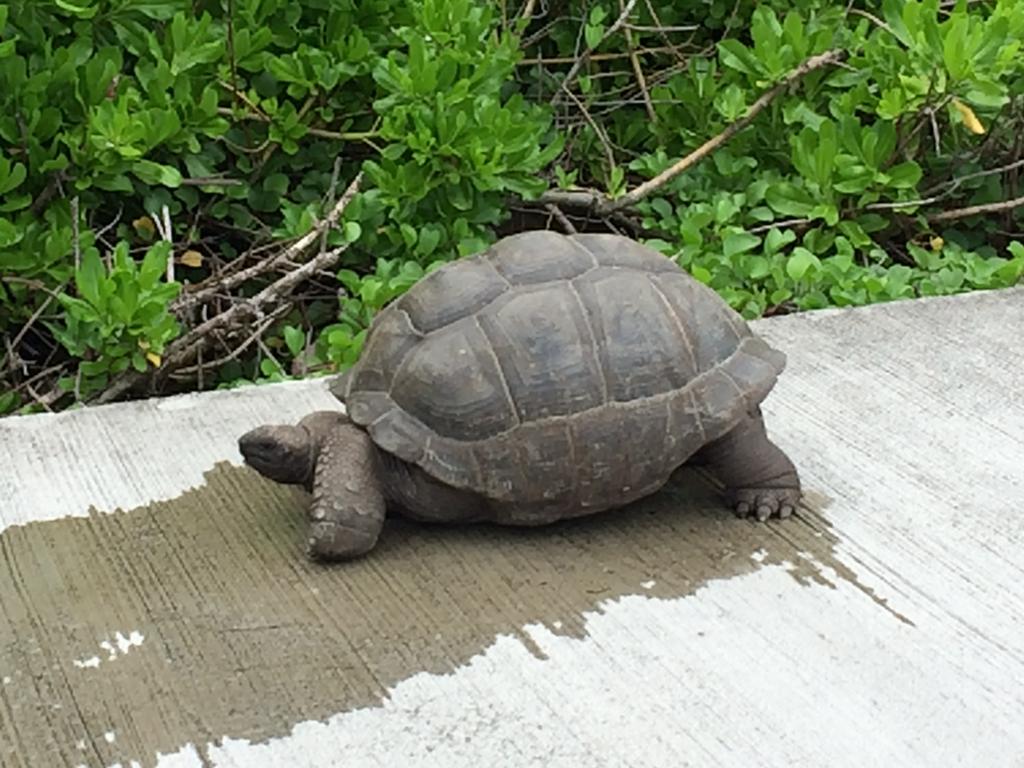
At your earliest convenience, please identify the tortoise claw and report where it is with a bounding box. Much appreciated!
[732,488,801,522]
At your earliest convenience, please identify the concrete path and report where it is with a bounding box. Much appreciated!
[1,287,1022,768]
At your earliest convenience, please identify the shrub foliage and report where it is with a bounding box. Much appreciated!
[1,0,1022,414]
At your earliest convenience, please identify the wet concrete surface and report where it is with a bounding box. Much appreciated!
[4,286,1024,767]
[0,460,870,768]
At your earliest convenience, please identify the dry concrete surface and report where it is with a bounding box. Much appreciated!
[1,287,1023,768]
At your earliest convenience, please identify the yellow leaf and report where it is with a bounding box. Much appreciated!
[930,236,944,251]
[132,216,156,238]
[180,249,204,267]
[952,98,985,135]
[145,351,162,367]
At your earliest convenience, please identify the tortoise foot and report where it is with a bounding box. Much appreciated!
[306,422,386,562]
[733,487,801,522]
[307,520,377,561]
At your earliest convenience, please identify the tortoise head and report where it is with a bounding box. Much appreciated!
[238,410,349,487]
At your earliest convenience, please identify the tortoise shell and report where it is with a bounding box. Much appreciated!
[330,231,785,513]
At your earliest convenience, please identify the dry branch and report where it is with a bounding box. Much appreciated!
[539,49,846,215]
[927,194,1024,223]
[534,47,841,230]
[609,48,844,212]
[545,203,578,234]
[619,0,657,123]
[215,107,378,144]
[174,172,363,311]
[75,173,365,406]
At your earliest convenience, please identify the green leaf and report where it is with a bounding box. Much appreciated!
[0,217,22,248]
[139,242,171,290]
[746,255,771,279]
[415,226,441,257]
[723,231,761,259]
[264,173,289,195]
[942,13,970,81]
[0,160,26,195]
[132,161,183,188]
[764,227,797,255]
[717,40,762,76]
[283,326,305,357]
[882,0,915,48]
[885,161,923,189]
[337,269,362,295]
[713,85,746,121]
[765,183,816,217]
[76,250,105,307]
[55,0,98,18]
[343,221,362,243]
[786,247,820,281]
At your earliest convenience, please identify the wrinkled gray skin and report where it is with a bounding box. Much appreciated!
[240,410,487,560]
[239,232,801,562]
[239,406,800,562]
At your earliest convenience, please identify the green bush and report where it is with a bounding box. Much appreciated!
[1,0,1022,415]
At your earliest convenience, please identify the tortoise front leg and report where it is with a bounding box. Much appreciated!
[694,407,801,521]
[308,423,386,561]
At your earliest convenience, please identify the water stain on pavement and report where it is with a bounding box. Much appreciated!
[0,462,897,767]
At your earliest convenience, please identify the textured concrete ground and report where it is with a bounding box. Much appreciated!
[1,287,1022,768]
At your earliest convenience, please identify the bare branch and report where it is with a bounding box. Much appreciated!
[619,0,657,123]
[603,49,845,214]
[51,174,368,407]
[928,194,1024,223]
[215,107,377,143]
[538,50,845,216]
[545,203,578,234]
[174,171,363,311]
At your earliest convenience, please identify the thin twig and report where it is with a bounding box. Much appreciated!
[519,46,678,65]
[25,382,57,412]
[215,107,378,143]
[162,204,174,283]
[8,364,66,396]
[642,0,689,63]
[83,175,365,405]
[561,86,617,173]
[540,49,845,215]
[867,159,1024,213]
[624,23,698,33]
[174,171,363,311]
[71,196,81,270]
[847,7,896,35]
[320,157,342,256]
[619,0,657,123]
[923,157,1024,196]
[91,246,350,405]
[180,176,244,187]
[605,49,845,213]
[928,194,1024,223]
[748,218,813,234]
[545,203,578,234]
[0,294,56,374]
[551,0,640,104]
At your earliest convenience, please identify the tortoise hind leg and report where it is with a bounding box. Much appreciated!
[693,407,801,522]
[308,423,386,561]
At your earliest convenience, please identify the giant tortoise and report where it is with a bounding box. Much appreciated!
[239,230,801,560]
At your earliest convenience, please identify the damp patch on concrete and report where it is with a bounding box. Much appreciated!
[0,460,878,768]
